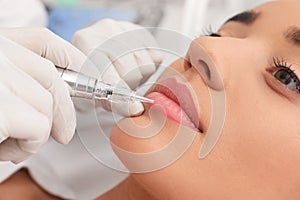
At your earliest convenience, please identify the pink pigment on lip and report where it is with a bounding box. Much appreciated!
[158,78,200,130]
[146,92,197,130]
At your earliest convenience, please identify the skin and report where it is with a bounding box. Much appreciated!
[1,1,300,200]
[105,1,300,199]
[0,169,60,199]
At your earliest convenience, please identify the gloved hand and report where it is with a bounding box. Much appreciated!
[72,19,163,116]
[0,28,86,163]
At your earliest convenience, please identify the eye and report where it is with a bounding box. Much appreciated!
[199,25,221,37]
[271,58,300,93]
[209,33,221,37]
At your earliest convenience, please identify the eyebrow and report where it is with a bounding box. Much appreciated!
[224,11,300,49]
[285,27,300,47]
[225,10,260,25]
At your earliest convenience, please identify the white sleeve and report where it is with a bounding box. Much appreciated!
[0,152,78,199]
[0,108,128,200]
[0,162,25,182]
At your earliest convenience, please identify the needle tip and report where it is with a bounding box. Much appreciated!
[135,95,154,103]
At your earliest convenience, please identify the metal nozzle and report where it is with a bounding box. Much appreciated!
[56,67,154,104]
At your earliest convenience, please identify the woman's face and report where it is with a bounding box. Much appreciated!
[111,1,300,199]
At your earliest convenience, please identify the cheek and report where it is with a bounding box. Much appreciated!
[110,102,201,167]
[221,73,300,196]
[111,115,218,199]
[110,55,300,198]
[110,110,209,199]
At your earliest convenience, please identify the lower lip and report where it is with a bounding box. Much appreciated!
[146,92,197,130]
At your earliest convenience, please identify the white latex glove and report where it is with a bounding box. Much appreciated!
[0,28,86,163]
[72,19,163,116]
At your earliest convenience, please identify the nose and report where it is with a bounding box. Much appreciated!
[187,37,230,91]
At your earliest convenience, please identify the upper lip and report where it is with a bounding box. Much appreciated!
[148,77,203,133]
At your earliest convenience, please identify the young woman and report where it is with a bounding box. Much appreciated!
[1,1,299,199]
[100,0,300,199]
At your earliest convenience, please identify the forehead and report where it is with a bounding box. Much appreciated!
[254,0,300,26]
[249,1,300,52]
[221,1,300,35]
[218,1,300,61]
[221,1,300,48]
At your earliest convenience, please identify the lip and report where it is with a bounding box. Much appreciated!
[146,77,203,133]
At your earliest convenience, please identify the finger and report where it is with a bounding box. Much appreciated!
[0,82,51,162]
[147,48,163,68]
[86,52,144,116]
[74,20,158,88]
[0,28,86,72]
[95,78,144,117]
[51,76,77,144]
[0,53,53,122]
[84,49,120,83]
[74,20,146,89]
[86,47,143,90]
[117,21,163,82]
[133,50,157,83]
[72,18,122,54]
[118,21,163,69]
[0,37,76,144]
[0,82,50,143]
[110,101,144,117]
[113,54,143,90]
[88,60,145,116]
[0,139,32,164]
[88,36,144,89]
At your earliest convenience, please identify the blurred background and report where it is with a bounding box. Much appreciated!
[0,0,271,41]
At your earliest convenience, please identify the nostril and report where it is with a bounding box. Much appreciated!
[188,41,224,90]
[198,59,211,79]
[184,57,192,71]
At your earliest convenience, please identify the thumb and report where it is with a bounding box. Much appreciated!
[0,27,86,71]
[102,101,144,117]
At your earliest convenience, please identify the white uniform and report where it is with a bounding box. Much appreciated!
[0,1,160,199]
[0,108,128,200]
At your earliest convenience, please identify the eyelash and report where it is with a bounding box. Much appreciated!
[272,57,300,93]
[199,28,300,95]
[198,25,221,37]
